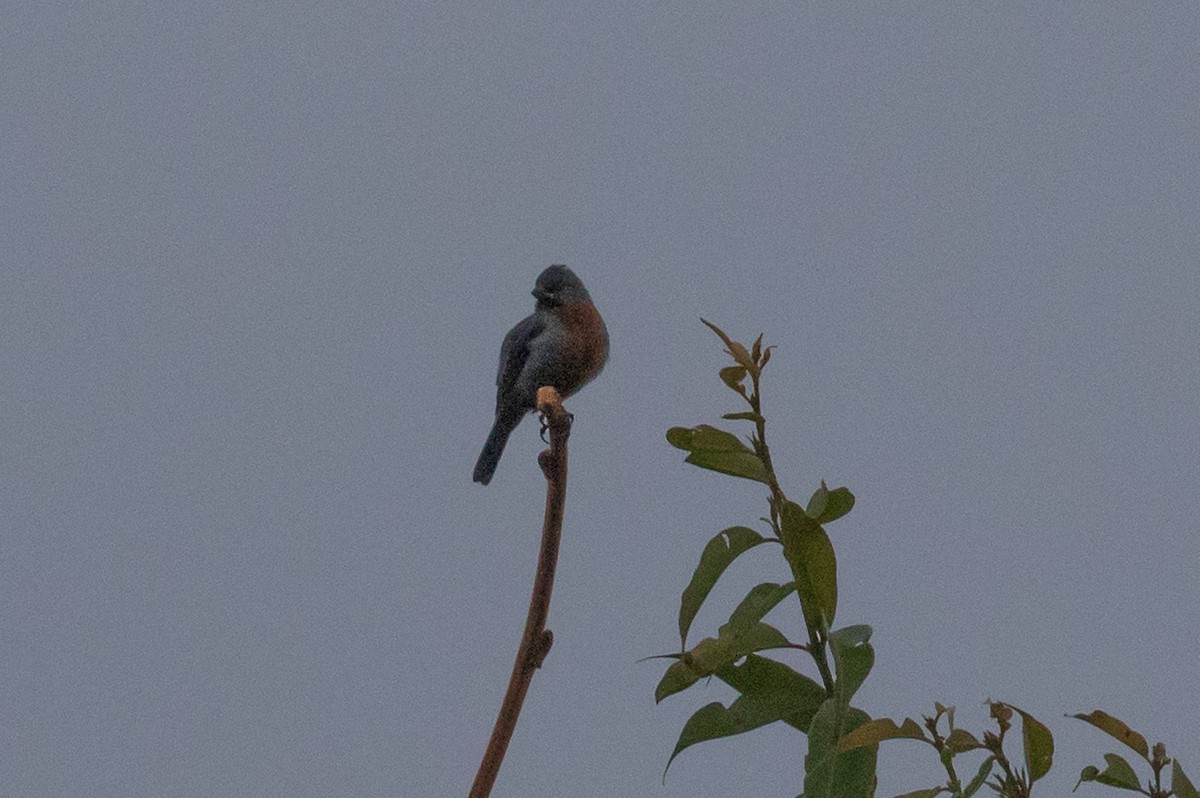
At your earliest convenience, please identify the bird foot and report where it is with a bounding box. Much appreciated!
[538,411,574,443]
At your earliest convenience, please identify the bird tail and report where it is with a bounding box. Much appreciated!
[473,411,524,485]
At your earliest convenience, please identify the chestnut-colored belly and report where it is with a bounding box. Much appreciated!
[554,302,609,396]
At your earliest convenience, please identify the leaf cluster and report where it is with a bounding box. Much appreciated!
[655,321,872,795]
[1072,710,1197,798]
[837,700,1053,798]
[652,321,1196,798]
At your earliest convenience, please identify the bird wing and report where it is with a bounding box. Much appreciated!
[495,313,543,401]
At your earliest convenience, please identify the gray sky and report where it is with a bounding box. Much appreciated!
[4,4,1198,797]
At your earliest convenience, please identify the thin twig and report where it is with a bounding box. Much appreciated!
[469,387,572,798]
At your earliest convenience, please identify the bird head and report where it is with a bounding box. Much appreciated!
[532,264,590,307]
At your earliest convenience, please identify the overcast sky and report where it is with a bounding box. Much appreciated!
[4,4,1198,797]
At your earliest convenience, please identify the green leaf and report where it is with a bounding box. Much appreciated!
[722,411,762,422]
[1174,760,1200,798]
[663,702,738,776]
[701,318,754,369]
[664,424,744,452]
[655,621,793,702]
[829,623,871,647]
[751,333,763,365]
[828,625,874,705]
[1073,753,1141,790]
[710,619,792,658]
[685,450,770,482]
[654,657,700,703]
[678,527,767,646]
[716,653,826,733]
[1070,710,1149,760]
[1005,704,1054,783]
[962,755,995,797]
[665,425,770,483]
[806,482,856,524]
[944,727,983,754]
[779,502,838,630]
[837,716,925,752]
[664,663,818,780]
[896,790,946,798]
[720,365,748,392]
[665,426,694,449]
[664,651,824,778]
[727,581,796,630]
[804,700,877,798]
[1075,765,1100,789]
[806,482,829,518]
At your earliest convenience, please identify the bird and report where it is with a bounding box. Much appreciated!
[473,265,609,485]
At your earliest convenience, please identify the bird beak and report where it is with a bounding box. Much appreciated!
[532,287,551,301]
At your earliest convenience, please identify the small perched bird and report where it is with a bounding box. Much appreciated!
[473,265,609,485]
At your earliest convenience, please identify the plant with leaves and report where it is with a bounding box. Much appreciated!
[653,323,1199,798]
[838,700,1054,798]
[1071,710,1197,798]
[651,320,874,797]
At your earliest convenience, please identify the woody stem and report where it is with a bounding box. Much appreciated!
[469,388,572,798]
